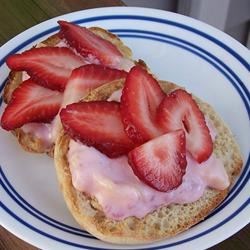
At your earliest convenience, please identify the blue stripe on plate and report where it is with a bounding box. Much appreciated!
[118,34,250,118]
[0,15,249,70]
[73,15,250,70]
[0,27,59,67]
[1,198,249,250]
[113,29,250,101]
[0,167,93,236]
[0,169,94,238]
[0,77,8,93]
[0,14,249,248]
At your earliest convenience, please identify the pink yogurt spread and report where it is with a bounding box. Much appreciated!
[67,140,229,220]
[21,122,53,147]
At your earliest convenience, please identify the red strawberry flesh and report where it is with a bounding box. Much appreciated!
[128,129,187,192]
[58,21,130,70]
[1,79,62,130]
[60,101,135,158]
[6,47,85,91]
[120,66,165,144]
[62,64,127,107]
[157,89,213,163]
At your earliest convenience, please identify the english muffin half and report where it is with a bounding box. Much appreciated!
[54,79,242,244]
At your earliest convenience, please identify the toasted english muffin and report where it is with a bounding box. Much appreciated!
[2,28,132,156]
[54,79,242,244]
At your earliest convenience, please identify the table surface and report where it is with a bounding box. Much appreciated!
[0,0,249,249]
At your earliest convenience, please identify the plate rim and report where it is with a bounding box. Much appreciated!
[0,6,249,250]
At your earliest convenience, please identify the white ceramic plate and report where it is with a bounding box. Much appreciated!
[0,7,249,250]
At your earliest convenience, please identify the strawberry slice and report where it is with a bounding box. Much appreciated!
[62,64,127,107]
[120,66,165,144]
[6,47,85,91]
[157,89,213,163]
[1,79,62,130]
[128,130,187,192]
[60,101,135,158]
[58,21,134,71]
